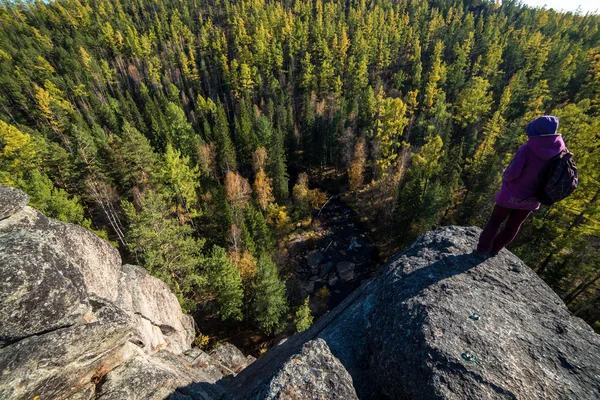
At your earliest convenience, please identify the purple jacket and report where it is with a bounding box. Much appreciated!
[495,135,566,210]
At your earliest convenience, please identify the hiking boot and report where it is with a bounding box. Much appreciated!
[472,250,488,261]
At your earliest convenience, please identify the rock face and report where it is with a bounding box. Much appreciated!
[225,226,600,399]
[116,264,195,355]
[96,350,225,400]
[253,339,358,400]
[0,185,244,399]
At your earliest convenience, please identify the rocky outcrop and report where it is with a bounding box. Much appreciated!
[3,183,600,400]
[225,226,600,399]
[252,339,358,400]
[0,185,242,399]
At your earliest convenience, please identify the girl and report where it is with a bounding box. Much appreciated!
[476,116,566,259]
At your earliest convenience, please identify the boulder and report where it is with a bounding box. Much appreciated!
[335,261,355,281]
[183,348,234,380]
[319,262,333,278]
[252,339,358,400]
[224,226,600,399]
[306,251,324,268]
[367,227,600,399]
[0,223,92,344]
[302,280,315,295]
[328,274,339,286]
[209,343,252,374]
[0,204,122,305]
[96,350,224,400]
[0,203,192,355]
[0,185,28,220]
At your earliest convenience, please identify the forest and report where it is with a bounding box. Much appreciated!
[0,0,599,346]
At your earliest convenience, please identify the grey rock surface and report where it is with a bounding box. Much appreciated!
[0,219,92,344]
[252,339,358,400]
[96,350,225,400]
[184,348,234,380]
[0,300,138,400]
[328,274,338,286]
[225,226,600,399]
[0,185,28,220]
[209,343,253,374]
[3,203,121,301]
[117,264,195,354]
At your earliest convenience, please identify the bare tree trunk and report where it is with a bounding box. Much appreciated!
[574,290,600,317]
[85,178,128,247]
[564,272,600,305]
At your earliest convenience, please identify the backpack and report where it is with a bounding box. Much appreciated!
[535,150,578,205]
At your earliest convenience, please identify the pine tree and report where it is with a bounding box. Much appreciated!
[165,101,196,157]
[23,170,92,229]
[244,204,273,255]
[252,147,275,211]
[269,127,289,201]
[0,120,37,186]
[348,138,366,191]
[374,94,409,177]
[111,122,160,192]
[423,41,447,111]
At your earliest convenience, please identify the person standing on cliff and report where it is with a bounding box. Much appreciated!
[475,116,567,259]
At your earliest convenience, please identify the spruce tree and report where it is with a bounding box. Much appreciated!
[213,101,238,174]
[208,245,244,322]
[252,254,288,335]
[294,297,313,332]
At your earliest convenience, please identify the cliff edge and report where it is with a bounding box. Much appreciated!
[225,227,600,399]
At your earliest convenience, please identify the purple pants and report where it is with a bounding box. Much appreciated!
[477,204,531,254]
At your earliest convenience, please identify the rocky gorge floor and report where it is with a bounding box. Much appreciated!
[287,196,379,311]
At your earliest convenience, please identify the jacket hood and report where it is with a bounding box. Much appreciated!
[527,135,566,160]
